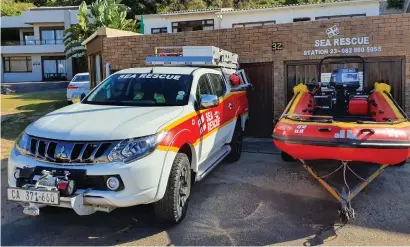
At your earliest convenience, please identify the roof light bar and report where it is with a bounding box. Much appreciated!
[146,46,239,69]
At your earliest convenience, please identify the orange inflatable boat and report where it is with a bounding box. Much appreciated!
[272,56,409,223]
[273,81,410,165]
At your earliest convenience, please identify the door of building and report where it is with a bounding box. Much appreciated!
[286,57,404,106]
[241,62,274,137]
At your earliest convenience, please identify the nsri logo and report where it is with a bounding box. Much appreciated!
[334,130,357,139]
[326,25,340,39]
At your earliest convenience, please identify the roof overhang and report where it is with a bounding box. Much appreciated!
[82,27,140,46]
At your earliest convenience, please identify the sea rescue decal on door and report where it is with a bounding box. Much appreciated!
[198,111,221,136]
[156,91,248,152]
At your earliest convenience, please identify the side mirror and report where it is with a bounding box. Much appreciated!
[72,93,85,104]
[200,95,219,109]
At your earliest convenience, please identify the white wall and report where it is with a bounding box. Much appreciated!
[143,16,170,34]
[23,9,78,24]
[3,56,43,82]
[220,2,379,27]
[144,12,216,34]
[143,1,380,33]
[2,44,65,54]
[0,16,32,28]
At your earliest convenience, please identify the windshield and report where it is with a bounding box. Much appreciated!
[84,73,193,106]
[73,75,89,82]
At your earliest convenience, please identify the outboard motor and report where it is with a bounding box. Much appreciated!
[329,68,361,113]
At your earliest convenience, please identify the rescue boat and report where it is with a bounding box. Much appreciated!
[273,57,410,166]
[272,56,410,223]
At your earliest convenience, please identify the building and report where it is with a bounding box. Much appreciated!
[1,6,81,83]
[140,0,384,35]
[83,12,410,137]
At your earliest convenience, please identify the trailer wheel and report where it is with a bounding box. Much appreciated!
[281,152,295,162]
[153,153,191,224]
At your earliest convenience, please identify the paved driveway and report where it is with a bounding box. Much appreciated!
[1,81,69,94]
[2,140,410,245]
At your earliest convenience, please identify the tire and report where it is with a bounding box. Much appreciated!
[153,153,191,224]
[67,101,73,105]
[281,151,295,162]
[226,120,243,162]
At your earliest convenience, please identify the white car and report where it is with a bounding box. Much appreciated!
[7,47,250,223]
[67,72,90,104]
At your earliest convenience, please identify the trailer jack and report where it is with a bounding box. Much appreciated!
[300,160,387,223]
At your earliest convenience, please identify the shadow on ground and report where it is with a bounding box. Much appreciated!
[2,150,410,246]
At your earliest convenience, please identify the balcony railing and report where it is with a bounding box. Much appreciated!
[1,39,64,46]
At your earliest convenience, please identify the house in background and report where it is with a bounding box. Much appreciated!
[1,6,85,83]
[139,0,393,35]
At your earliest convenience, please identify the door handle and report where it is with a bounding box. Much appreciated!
[228,103,233,109]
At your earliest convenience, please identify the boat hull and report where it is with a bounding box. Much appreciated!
[274,140,410,165]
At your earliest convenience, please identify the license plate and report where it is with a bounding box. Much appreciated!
[7,188,59,205]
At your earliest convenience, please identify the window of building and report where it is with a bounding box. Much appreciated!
[232,21,276,28]
[42,56,67,80]
[151,27,168,34]
[315,14,366,20]
[3,57,32,72]
[207,73,226,97]
[172,19,214,33]
[293,17,311,22]
[40,27,64,44]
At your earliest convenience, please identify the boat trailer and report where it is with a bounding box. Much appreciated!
[299,159,388,223]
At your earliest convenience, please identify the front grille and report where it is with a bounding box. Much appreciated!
[27,136,119,164]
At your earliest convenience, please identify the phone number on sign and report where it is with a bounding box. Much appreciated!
[304,47,382,56]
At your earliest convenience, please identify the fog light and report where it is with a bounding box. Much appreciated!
[106,177,120,191]
[13,169,20,179]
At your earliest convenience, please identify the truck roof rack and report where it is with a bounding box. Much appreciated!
[145,46,239,70]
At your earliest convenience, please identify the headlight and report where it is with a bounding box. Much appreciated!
[15,132,30,155]
[108,131,168,163]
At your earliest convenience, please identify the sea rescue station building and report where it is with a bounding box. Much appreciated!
[83,0,410,137]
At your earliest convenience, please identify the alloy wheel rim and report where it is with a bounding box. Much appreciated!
[176,166,189,218]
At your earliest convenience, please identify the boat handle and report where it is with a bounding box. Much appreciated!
[317,128,332,132]
[360,128,375,134]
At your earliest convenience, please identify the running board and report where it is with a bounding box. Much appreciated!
[196,145,231,182]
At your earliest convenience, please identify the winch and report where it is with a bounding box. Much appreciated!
[19,168,76,197]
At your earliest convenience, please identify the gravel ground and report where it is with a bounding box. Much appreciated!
[1,141,410,246]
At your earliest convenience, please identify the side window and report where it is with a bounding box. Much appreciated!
[208,73,227,97]
[196,74,213,102]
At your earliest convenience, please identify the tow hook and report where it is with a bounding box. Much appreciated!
[23,203,40,216]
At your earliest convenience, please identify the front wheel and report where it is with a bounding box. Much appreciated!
[153,153,191,224]
[226,120,243,162]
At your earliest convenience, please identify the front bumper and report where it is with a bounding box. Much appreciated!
[8,148,177,212]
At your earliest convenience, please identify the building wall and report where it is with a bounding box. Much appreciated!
[101,14,410,116]
[220,1,379,27]
[3,55,43,82]
[143,1,380,34]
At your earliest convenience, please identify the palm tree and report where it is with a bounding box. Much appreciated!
[64,0,138,59]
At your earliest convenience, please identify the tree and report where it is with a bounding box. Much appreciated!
[1,0,34,16]
[64,0,138,59]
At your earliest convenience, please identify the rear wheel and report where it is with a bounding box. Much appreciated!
[153,153,191,224]
[281,151,295,162]
[226,120,243,162]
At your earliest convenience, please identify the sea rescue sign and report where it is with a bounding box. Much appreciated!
[303,25,382,56]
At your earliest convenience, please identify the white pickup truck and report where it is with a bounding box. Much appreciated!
[7,46,250,223]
